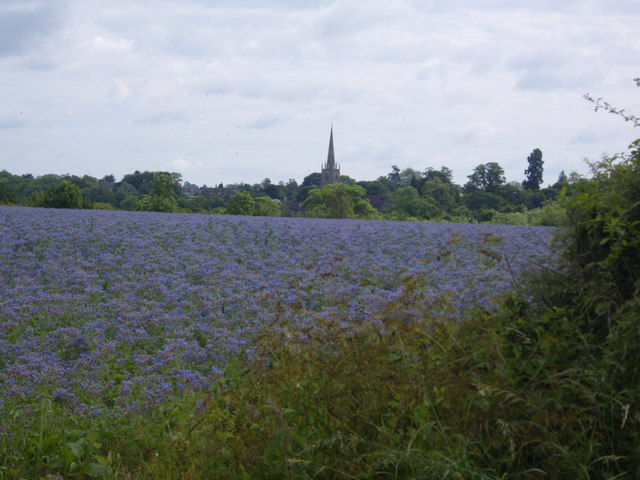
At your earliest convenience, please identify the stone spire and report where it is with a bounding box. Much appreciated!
[320,126,340,186]
[326,126,336,169]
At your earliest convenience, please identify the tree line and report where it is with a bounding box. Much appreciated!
[0,148,570,225]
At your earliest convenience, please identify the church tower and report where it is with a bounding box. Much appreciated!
[320,126,340,187]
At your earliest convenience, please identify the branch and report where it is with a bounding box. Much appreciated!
[583,78,640,128]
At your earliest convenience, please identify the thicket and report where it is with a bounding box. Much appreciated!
[1,139,637,479]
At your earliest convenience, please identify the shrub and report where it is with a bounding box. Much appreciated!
[41,180,83,209]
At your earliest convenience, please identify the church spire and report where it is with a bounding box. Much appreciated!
[320,125,340,187]
[326,125,336,169]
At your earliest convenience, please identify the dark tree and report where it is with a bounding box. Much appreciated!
[302,172,322,187]
[42,180,83,209]
[0,179,15,204]
[465,162,505,193]
[523,148,544,191]
[357,180,389,196]
[387,165,402,189]
[424,166,453,184]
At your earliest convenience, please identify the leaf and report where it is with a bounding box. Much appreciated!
[68,438,88,458]
[86,462,109,478]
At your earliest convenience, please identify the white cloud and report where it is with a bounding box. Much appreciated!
[92,35,133,53]
[167,158,204,172]
[109,80,131,101]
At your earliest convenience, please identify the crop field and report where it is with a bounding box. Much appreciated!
[0,205,555,417]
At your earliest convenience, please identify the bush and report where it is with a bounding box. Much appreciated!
[226,191,255,215]
[41,180,83,209]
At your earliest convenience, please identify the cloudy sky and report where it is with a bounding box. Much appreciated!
[1,0,638,187]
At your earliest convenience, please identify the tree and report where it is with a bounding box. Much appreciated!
[497,182,527,210]
[122,170,155,194]
[465,162,505,193]
[41,180,83,209]
[523,148,544,190]
[356,180,389,196]
[463,190,508,216]
[0,177,15,204]
[387,165,402,189]
[226,192,255,215]
[302,172,322,187]
[298,172,323,202]
[253,196,281,217]
[282,179,299,202]
[136,173,179,212]
[422,177,457,212]
[424,166,453,184]
[264,183,283,200]
[303,184,379,219]
[386,186,438,220]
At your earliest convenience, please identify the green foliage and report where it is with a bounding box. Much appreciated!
[556,139,640,322]
[465,162,506,193]
[385,186,439,220]
[523,148,544,190]
[41,180,83,209]
[0,177,15,204]
[356,179,389,196]
[463,191,508,216]
[0,160,565,220]
[226,191,255,215]
[490,201,567,226]
[92,202,116,210]
[135,173,180,212]
[253,196,282,217]
[303,183,379,219]
[422,177,457,212]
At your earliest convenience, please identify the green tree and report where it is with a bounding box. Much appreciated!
[496,182,527,211]
[122,170,155,194]
[264,183,283,200]
[465,162,505,193]
[303,184,378,219]
[422,177,457,213]
[282,179,299,202]
[386,186,438,220]
[297,173,322,202]
[356,180,389,196]
[226,191,255,215]
[386,165,402,190]
[523,148,544,190]
[41,180,83,209]
[424,166,453,184]
[253,196,281,217]
[301,172,322,187]
[136,173,179,212]
[0,177,15,204]
[114,182,139,210]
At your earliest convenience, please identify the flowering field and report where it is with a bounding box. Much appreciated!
[0,206,555,416]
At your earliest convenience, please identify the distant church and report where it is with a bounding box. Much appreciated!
[320,126,340,186]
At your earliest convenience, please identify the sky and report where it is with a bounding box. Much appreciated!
[1,0,639,188]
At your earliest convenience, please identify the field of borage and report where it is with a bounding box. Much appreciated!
[0,206,556,476]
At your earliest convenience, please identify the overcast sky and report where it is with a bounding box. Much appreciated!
[1,0,638,187]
